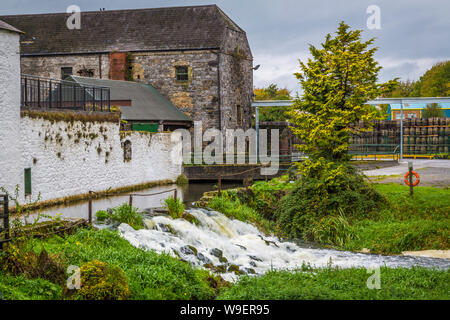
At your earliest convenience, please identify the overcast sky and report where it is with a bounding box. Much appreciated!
[2,0,449,94]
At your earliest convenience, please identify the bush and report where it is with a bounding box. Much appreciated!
[276,163,386,242]
[0,244,66,285]
[95,204,144,230]
[176,174,189,186]
[36,229,216,300]
[163,196,185,219]
[65,260,130,300]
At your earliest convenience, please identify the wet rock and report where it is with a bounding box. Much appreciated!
[244,268,256,274]
[180,245,198,256]
[215,265,227,273]
[158,224,175,235]
[219,256,228,263]
[265,240,279,247]
[210,248,224,258]
[286,245,296,253]
[248,255,263,262]
[228,264,243,275]
[235,244,247,251]
[181,212,200,225]
[249,261,257,268]
[197,253,212,265]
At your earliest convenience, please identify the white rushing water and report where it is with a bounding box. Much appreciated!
[116,208,450,282]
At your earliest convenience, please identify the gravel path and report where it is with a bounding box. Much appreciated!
[364,160,450,187]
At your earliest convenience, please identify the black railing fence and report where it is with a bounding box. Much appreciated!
[21,74,111,112]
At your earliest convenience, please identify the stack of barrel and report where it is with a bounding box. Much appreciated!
[349,118,450,155]
[403,118,450,155]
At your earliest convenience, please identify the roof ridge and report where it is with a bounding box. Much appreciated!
[1,4,218,17]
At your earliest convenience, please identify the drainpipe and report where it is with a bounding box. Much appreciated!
[99,54,102,79]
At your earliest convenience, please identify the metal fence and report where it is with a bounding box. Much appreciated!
[21,74,111,112]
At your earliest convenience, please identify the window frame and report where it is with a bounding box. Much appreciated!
[175,66,189,82]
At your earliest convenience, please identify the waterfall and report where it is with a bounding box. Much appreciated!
[117,208,450,281]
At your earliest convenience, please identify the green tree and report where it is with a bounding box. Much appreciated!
[288,22,397,167]
[412,61,450,97]
[385,79,416,97]
[254,84,292,122]
[422,103,445,118]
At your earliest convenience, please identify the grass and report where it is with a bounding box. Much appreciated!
[163,196,185,219]
[0,273,62,300]
[217,267,450,300]
[24,228,218,300]
[208,196,276,235]
[206,179,449,255]
[343,183,450,254]
[95,203,145,230]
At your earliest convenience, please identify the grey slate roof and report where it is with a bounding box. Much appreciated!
[0,19,22,33]
[69,76,191,122]
[0,5,245,55]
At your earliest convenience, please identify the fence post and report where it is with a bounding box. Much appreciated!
[218,176,222,196]
[174,189,178,201]
[49,80,52,108]
[88,191,93,225]
[409,162,414,196]
[129,194,133,208]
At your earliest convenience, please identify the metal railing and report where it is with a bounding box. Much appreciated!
[21,74,111,112]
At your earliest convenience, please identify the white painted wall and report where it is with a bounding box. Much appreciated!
[0,29,22,198]
[20,116,182,203]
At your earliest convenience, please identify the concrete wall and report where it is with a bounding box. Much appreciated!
[18,115,182,203]
[0,29,22,197]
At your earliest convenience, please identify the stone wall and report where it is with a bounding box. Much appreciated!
[219,28,254,131]
[0,29,22,197]
[131,50,221,130]
[21,53,110,79]
[17,114,182,203]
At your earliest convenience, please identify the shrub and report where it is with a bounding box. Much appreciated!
[95,204,144,230]
[95,210,109,222]
[65,260,130,300]
[163,196,185,219]
[176,174,189,186]
[0,244,66,285]
[276,163,386,241]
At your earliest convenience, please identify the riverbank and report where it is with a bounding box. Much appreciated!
[1,228,448,300]
[203,178,449,255]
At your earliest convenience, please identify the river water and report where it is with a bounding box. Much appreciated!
[24,182,450,280]
[116,208,450,282]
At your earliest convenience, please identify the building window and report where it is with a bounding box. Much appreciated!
[24,168,32,196]
[175,66,189,82]
[123,140,132,162]
[61,67,73,80]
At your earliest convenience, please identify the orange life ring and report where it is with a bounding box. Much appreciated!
[404,171,420,187]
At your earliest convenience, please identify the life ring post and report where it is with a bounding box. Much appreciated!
[408,162,414,196]
[404,162,420,195]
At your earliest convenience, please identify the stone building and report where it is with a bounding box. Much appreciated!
[1,5,254,131]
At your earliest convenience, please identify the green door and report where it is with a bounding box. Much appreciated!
[131,123,159,133]
[24,168,32,196]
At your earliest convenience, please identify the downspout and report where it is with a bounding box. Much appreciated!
[99,54,102,78]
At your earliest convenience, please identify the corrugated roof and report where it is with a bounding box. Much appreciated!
[69,76,191,122]
[0,19,22,33]
[0,5,245,55]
